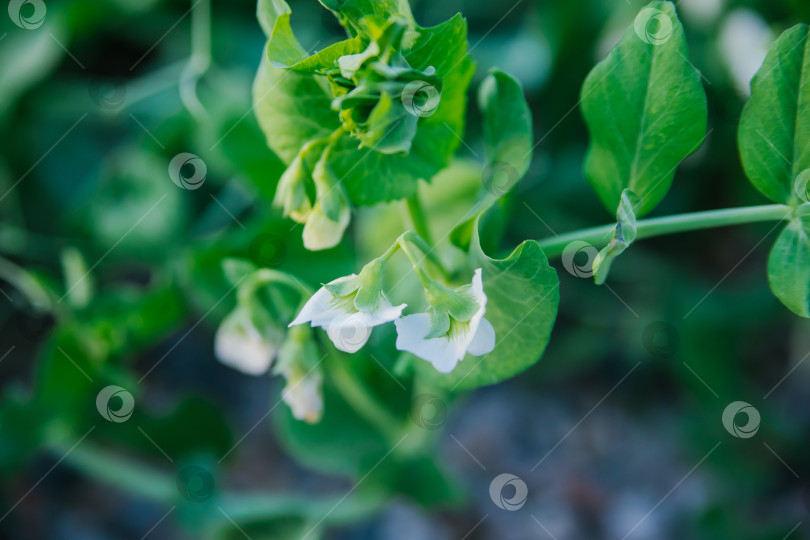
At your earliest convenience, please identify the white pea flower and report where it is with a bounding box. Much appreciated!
[273,150,312,224]
[281,369,324,424]
[302,146,352,251]
[395,268,495,373]
[274,324,325,424]
[302,196,350,251]
[215,309,280,376]
[289,261,405,353]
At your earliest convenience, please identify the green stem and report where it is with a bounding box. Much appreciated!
[325,349,404,446]
[56,441,177,504]
[537,204,792,258]
[179,0,212,123]
[397,231,452,283]
[237,269,314,306]
[396,236,432,288]
[55,441,384,527]
[405,196,432,245]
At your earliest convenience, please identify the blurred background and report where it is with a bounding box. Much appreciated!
[1,0,810,538]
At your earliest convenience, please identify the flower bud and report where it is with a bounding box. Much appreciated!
[215,308,280,376]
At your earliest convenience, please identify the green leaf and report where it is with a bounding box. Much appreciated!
[253,58,340,165]
[95,396,234,462]
[275,379,389,476]
[449,69,532,251]
[265,11,364,72]
[580,0,707,216]
[275,376,461,506]
[739,24,810,205]
[592,189,639,285]
[317,0,414,34]
[478,69,533,194]
[257,0,293,39]
[768,210,810,317]
[417,220,560,390]
[264,12,308,68]
[356,91,419,153]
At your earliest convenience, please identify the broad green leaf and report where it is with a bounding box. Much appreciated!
[768,211,810,317]
[739,24,810,205]
[450,69,532,250]
[478,68,533,193]
[581,1,707,216]
[592,190,639,285]
[418,220,559,390]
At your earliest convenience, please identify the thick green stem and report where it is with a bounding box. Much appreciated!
[537,204,792,258]
[405,196,432,245]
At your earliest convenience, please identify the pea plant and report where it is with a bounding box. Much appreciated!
[2,0,809,537]
[232,0,810,419]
